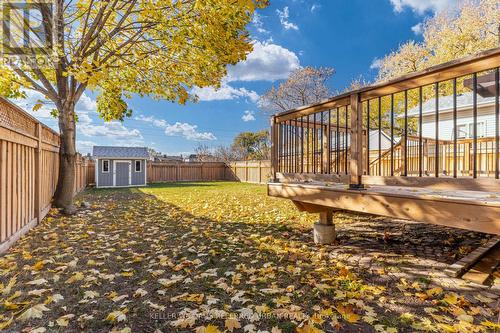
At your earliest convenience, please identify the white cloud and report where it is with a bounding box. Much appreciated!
[135,115,217,141]
[311,4,321,13]
[78,112,93,125]
[11,90,144,149]
[390,0,453,14]
[252,12,269,34]
[164,122,217,141]
[227,41,300,82]
[276,7,299,31]
[76,140,97,155]
[370,57,383,70]
[80,121,143,140]
[134,115,168,128]
[411,22,424,35]
[14,89,97,120]
[191,41,300,101]
[78,93,97,112]
[191,84,259,103]
[242,110,256,122]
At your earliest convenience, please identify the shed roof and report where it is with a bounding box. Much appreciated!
[92,146,149,158]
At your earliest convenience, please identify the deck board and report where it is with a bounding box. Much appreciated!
[268,182,500,235]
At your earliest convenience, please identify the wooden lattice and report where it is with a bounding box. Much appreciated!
[41,126,60,145]
[0,98,37,137]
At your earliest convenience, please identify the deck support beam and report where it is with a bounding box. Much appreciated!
[270,182,500,235]
[292,201,337,244]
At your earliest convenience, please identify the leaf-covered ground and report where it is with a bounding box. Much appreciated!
[0,182,498,333]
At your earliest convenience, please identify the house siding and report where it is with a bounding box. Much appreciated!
[97,159,113,187]
[96,159,146,187]
[131,160,146,185]
[420,104,496,140]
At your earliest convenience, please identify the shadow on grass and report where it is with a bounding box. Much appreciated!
[68,187,496,332]
[79,184,489,267]
[147,182,228,189]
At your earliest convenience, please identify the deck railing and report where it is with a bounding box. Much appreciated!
[271,48,500,190]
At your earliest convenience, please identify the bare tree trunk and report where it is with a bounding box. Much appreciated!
[53,99,77,214]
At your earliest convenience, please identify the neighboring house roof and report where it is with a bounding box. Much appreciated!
[92,146,149,158]
[154,155,183,162]
[406,92,496,117]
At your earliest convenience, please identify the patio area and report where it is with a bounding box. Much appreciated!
[0,182,498,333]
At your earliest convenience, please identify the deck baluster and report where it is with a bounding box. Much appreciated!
[453,78,457,178]
[435,82,440,178]
[495,68,499,179]
[473,73,478,178]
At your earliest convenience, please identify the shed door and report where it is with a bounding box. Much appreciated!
[115,162,130,186]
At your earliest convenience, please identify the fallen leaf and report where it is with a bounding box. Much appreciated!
[27,278,48,286]
[105,310,127,323]
[65,272,84,284]
[18,304,50,321]
[225,318,241,332]
[133,288,148,298]
[56,314,75,327]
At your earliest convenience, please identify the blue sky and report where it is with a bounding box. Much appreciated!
[19,0,453,156]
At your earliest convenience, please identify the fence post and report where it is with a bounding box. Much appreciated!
[245,161,249,182]
[34,123,42,222]
[258,161,262,184]
[349,93,365,189]
[147,162,151,183]
[201,162,204,181]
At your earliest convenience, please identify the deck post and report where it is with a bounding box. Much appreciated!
[271,116,279,182]
[349,93,365,189]
[313,209,335,245]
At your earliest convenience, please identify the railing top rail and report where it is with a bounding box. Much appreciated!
[274,47,500,123]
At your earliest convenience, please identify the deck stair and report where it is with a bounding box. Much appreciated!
[444,237,500,287]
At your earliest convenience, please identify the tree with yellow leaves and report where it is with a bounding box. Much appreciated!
[0,0,267,213]
[377,0,499,82]
[371,0,499,136]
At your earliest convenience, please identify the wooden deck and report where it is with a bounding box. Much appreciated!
[268,48,500,237]
[268,181,500,235]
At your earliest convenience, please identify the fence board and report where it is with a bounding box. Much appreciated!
[147,162,228,182]
[146,161,271,184]
[1,97,273,253]
[0,98,91,253]
[227,161,271,184]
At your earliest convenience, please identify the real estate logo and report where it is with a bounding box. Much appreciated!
[1,0,56,66]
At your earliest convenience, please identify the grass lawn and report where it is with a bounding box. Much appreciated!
[0,182,497,333]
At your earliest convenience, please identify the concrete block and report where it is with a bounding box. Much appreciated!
[313,222,336,245]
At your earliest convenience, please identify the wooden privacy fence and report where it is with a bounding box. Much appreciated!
[227,160,271,184]
[146,161,271,184]
[0,97,92,253]
[74,154,95,193]
[147,162,227,182]
[0,93,270,252]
